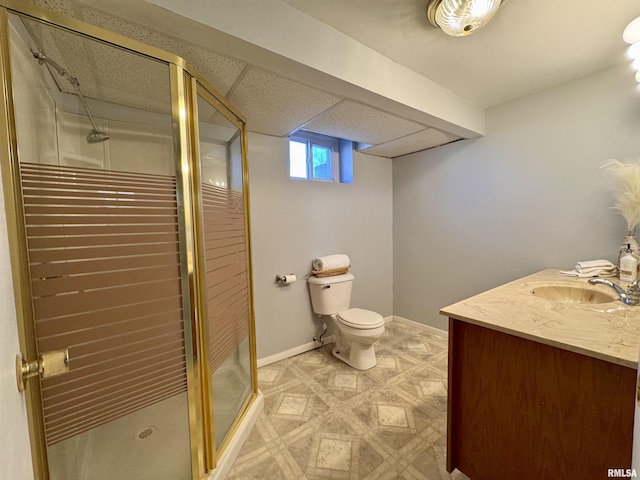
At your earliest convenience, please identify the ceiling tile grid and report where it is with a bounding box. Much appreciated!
[22,0,468,155]
[302,99,425,145]
[227,66,342,137]
[359,127,462,158]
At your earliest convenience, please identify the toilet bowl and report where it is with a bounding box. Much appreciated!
[308,273,385,370]
[331,308,385,370]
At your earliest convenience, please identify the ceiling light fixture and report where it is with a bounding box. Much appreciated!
[623,16,640,84]
[427,0,505,37]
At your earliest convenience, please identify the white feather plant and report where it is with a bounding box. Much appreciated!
[601,158,640,234]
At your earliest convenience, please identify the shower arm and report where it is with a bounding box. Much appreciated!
[30,50,102,134]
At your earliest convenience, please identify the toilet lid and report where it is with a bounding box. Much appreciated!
[336,308,384,329]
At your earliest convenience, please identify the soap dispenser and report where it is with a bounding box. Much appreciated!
[619,244,639,283]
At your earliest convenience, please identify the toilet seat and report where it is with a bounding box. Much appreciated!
[336,308,384,329]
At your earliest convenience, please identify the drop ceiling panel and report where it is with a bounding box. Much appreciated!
[360,128,461,158]
[303,100,425,145]
[77,5,247,96]
[26,0,247,96]
[23,15,171,114]
[227,67,342,137]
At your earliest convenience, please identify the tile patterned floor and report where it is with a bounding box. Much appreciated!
[227,321,470,480]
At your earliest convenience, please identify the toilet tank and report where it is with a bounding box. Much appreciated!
[308,273,354,315]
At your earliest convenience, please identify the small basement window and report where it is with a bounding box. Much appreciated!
[289,131,353,184]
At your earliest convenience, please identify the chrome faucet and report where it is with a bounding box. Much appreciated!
[588,278,640,306]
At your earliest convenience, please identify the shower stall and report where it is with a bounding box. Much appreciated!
[0,2,258,479]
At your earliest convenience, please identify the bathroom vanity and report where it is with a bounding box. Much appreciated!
[441,269,640,480]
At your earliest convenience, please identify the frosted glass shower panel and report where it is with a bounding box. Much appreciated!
[196,93,252,449]
[9,13,192,480]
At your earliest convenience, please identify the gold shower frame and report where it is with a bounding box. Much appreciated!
[0,1,258,479]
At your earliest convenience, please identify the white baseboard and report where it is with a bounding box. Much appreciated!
[391,315,448,337]
[257,335,336,367]
[256,315,437,367]
[258,315,436,368]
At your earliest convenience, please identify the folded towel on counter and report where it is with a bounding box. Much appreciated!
[559,259,618,278]
[559,269,618,278]
[575,259,616,272]
[312,254,351,272]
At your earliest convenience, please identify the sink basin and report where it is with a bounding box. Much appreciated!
[530,285,617,304]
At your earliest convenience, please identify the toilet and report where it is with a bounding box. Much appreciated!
[308,273,385,370]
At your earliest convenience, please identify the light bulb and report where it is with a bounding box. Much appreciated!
[628,43,640,60]
[470,0,493,17]
[636,70,640,83]
[633,58,640,72]
[624,16,640,44]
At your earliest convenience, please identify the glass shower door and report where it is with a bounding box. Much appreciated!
[194,87,254,451]
[7,12,195,480]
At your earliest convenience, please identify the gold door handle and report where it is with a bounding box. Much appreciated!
[16,348,69,392]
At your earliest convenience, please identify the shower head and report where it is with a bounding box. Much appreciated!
[86,129,110,144]
[31,49,110,145]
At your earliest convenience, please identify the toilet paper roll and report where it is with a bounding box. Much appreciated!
[282,274,297,284]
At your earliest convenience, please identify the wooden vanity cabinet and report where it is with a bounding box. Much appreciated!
[447,318,636,480]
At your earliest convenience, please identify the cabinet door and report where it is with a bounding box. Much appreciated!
[632,368,640,473]
[448,319,635,480]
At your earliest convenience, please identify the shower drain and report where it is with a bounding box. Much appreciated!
[135,425,157,441]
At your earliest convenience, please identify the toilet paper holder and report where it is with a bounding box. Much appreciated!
[275,273,297,284]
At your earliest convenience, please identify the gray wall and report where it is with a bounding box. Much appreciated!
[393,64,640,331]
[247,133,393,359]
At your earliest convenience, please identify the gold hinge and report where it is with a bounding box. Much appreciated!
[16,348,69,392]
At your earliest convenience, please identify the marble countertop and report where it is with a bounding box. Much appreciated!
[440,269,640,369]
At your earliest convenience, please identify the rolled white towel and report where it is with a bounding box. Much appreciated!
[312,254,351,272]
